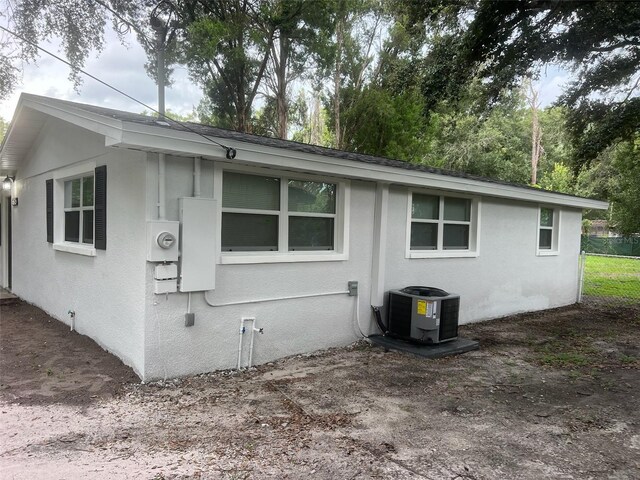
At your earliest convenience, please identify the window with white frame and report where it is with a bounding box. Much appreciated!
[64,175,94,244]
[408,192,479,257]
[221,171,338,253]
[538,206,559,254]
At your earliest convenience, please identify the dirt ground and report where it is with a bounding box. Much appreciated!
[1,300,639,479]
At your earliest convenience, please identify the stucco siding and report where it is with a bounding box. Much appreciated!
[10,122,147,377]
[384,186,582,323]
[142,155,376,380]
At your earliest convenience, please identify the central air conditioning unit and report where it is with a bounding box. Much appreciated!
[387,286,460,344]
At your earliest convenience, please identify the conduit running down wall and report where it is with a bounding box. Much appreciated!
[158,153,166,220]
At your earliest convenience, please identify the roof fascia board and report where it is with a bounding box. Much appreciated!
[21,97,124,143]
[116,121,608,210]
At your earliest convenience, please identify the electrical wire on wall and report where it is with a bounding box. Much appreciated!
[0,25,237,160]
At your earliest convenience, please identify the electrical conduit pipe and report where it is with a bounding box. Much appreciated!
[237,317,263,369]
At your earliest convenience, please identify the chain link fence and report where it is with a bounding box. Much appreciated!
[578,252,640,306]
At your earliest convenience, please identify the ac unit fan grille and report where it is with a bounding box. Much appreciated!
[439,297,460,340]
[388,293,412,337]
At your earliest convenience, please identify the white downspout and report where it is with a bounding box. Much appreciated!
[156,25,167,221]
[193,157,201,197]
[158,153,166,220]
[370,183,389,308]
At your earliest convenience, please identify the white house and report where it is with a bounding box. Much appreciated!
[0,93,607,381]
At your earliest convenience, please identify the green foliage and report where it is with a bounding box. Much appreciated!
[608,139,640,235]
[540,352,589,368]
[290,91,334,146]
[7,0,108,93]
[537,107,574,172]
[405,0,640,166]
[424,91,531,183]
[341,87,429,161]
[181,2,272,132]
[576,136,640,234]
[140,109,198,123]
[3,1,170,97]
[538,163,573,194]
[262,0,335,138]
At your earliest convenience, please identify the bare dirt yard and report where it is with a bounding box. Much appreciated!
[1,299,639,479]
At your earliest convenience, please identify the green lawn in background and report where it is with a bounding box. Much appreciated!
[583,255,640,300]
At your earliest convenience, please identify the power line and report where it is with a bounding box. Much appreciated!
[0,24,237,159]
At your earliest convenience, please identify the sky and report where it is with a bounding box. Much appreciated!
[0,29,203,121]
[0,28,570,123]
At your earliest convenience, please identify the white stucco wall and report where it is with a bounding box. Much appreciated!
[0,193,7,287]
[10,119,147,377]
[6,118,585,382]
[141,157,584,381]
[142,154,376,380]
[384,186,582,323]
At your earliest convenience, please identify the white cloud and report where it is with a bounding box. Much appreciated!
[0,29,202,121]
[535,64,570,107]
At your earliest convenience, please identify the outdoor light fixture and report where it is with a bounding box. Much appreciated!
[2,175,14,191]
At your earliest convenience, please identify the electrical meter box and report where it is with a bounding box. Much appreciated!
[147,220,180,262]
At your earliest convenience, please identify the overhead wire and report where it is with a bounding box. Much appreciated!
[0,24,237,159]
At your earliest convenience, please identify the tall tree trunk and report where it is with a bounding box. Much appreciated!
[276,35,289,139]
[334,13,344,149]
[311,92,321,145]
[527,80,542,185]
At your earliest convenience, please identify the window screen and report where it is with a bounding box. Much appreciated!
[223,172,280,211]
[221,213,278,251]
[289,217,334,251]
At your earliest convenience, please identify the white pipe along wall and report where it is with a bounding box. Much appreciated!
[158,153,166,220]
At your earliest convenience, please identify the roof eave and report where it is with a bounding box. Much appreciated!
[0,94,125,172]
[111,121,609,211]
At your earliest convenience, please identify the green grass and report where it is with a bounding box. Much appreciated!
[541,352,589,367]
[583,255,640,300]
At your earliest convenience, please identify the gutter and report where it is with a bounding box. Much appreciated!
[112,122,609,211]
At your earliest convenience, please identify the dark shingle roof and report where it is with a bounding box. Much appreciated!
[33,94,581,199]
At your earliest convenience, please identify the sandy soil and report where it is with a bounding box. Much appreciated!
[1,300,639,479]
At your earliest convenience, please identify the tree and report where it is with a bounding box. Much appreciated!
[1,0,183,109]
[261,0,333,139]
[575,137,640,235]
[180,1,275,132]
[424,89,531,183]
[323,0,388,149]
[538,163,573,194]
[341,87,429,162]
[525,79,542,185]
[405,0,640,167]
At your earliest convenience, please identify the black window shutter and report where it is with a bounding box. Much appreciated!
[46,179,54,243]
[94,165,107,250]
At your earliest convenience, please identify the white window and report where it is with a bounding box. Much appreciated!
[537,206,559,255]
[407,191,480,258]
[63,175,94,244]
[219,169,348,263]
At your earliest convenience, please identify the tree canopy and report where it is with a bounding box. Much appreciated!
[1,0,639,233]
[405,0,640,167]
